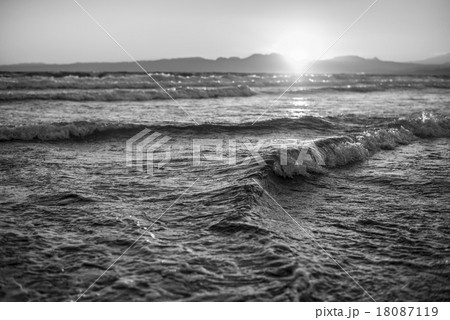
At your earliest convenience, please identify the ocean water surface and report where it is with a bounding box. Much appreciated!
[0,73,449,301]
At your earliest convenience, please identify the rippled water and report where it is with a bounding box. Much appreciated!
[0,73,449,301]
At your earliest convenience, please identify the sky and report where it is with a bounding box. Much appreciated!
[0,0,449,64]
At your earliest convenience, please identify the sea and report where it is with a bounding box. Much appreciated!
[0,72,449,301]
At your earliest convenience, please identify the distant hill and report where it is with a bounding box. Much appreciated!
[309,56,450,75]
[0,53,293,74]
[1,53,450,74]
[413,53,450,65]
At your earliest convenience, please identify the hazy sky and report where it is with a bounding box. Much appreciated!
[0,0,449,64]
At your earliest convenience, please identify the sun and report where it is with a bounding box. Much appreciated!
[268,27,325,71]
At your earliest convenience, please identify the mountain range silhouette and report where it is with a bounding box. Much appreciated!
[1,53,450,74]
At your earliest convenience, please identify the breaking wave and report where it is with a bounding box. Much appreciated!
[0,117,339,142]
[1,112,448,143]
[0,85,255,101]
[266,127,415,178]
[0,121,143,141]
[264,112,449,178]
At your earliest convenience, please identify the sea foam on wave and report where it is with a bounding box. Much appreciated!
[0,85,255,102]
[0,122,138,141]
[270,127,416,178]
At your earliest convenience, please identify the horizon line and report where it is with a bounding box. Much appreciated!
[2,52,449,67]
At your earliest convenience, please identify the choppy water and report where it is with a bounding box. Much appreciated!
[0,73,449,301]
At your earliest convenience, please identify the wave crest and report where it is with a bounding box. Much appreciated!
[0,122,140,141]
[268,127,416,178]
[398,112,450,138]
[0,85,255,101]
